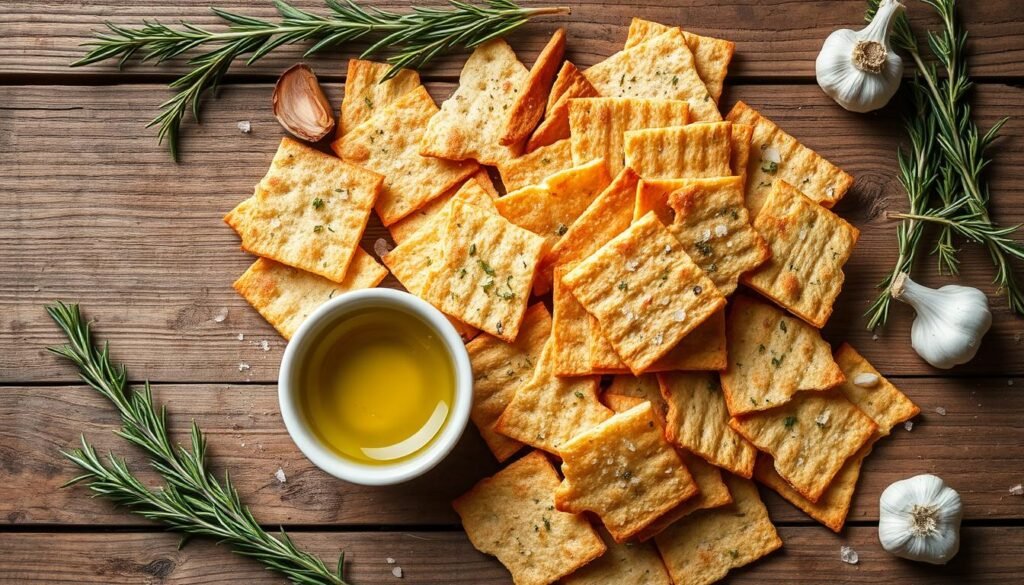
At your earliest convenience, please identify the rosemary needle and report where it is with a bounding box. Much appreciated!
[73,0,570,160]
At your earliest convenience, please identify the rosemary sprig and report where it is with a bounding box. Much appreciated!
[73,0,570,160]
[865,0,1021,329]
[47,302,348,585]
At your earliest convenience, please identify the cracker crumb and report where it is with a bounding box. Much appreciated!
[391,566,403,578]
[1010,484,1024,496]
[237,120,251,133]
[212,308,228,323]
[840,545,858,565]
[238,362,251,372]
[904,421,914,432]
[274,468,286,483]
[935,406,947,416]
[374,237,392,258]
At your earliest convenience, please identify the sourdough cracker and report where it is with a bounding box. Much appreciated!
[659,372,757,478]
[726,101,854,214]
[623,123,733,179]
[655,474,782,585]
[387,172,497,244]
[552,264,593,377]
[497,139,575,193]
[453,451,606,585]
[527,62,599,152]
[604,374,664,420]
[624,18,735,103]
[720,295,845,415]
[465,303,552,462]
[496,338,611,454]
[742,179,859,327]
[333,85,478,225]
[589,309,727,374]
[554,402,699,542]
[834,343,921,432]
[584,28,722,122]
[421,39,529,165]
[501,28,566,146]
[568,97,690,177]
[562,528,672,585]
[730,123,754,178]
[337,59,421,137]
[224,137,381,283]
[563,212,726,373]
[233,252,386,340]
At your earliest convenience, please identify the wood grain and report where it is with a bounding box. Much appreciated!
[3,1,1023,80]
[2,380,1019,527]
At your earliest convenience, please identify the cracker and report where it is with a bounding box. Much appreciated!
[232,252,386,340]
[552,264,594,377]
[741,179,860,327]
[465,303,552,462]
[501,28,566,146]
[623,123,733,179]
[655,475,782,585]
[658,372,757,477]
[834,343,921,433]
[387,173,497,244]
[453,451,606,585]
[495,159,613,253]
[604,374,665,420]
[337,59,421,137]
[720,295,845,415]
[495,338,611,454]
[624,18,735,103]
[554,401,699,543]
[527,62,599,153]
[726,101,855,214]
[421,39,529,166]
[584,28,722,122]
[562,528,672,585]
[497,139,575,192]
[729,389,878,503]
[568,97,690,177]
[333,85,478,225]
[224,137,382,283]
[563,212,726,374]
[730,122,754,178]
[590,308,727,374]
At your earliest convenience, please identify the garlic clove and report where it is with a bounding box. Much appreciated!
[272,64,335,143]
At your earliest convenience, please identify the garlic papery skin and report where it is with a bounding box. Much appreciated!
[891,273,992,369]
[815,0,904,113]
[879,474,963,565]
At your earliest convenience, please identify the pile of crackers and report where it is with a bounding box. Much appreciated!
[224,17,921,585]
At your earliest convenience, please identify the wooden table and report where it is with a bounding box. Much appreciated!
[1,1,1022,583]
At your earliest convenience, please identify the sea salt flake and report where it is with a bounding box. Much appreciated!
[374,237,392,258]
[212,308,228,323]
[853,373,879,388]
[653,333,664,345]
[840,545,859,565]
[237,120,251,133]
[714,224,728,237]
[392,566,403,578]
[935,406,947,416]
[699,229,712,243]
[904,421,914,432]
[625,259,640,272]
[872,333,879,341]
[763,146,781,164]
[1009,484,1024,496]
[815,411,831,427]
[236,333,244,341]
[663,244,672,254]
[625,440,637,452]
[386,558,396,564]
[274,468,286,483]
[672,309,686,322]
[797,228,808,241]
[258,339,270,351]
[237,362,251,372]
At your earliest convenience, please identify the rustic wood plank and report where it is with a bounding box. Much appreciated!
[4,1,1023,80]
[1,526,1021,583]
[1,83,1022,383]
[2,379,1019,526]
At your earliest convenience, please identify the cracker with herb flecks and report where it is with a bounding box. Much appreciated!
[501,28,566,146]
[563,527,672,585]
[497,139,575,192]
[623,123,733,180]
[624,18,735,103]
[453,451,606,585]
[604,375,664,419]
[720,296,844,415]
[233,252,387,340]
[495,338,611,454]
[563,212,726,374]
[420,199,545,342]
[420,39,529,166]
[495,159,613,253]
[729,389,878,503]
[568,97,690,177]
[552,264,593,377]
[742,180,859,327]
[333,85,479,226]
[527,62,599,154]
[590,307,728,374]
[554,401,699,543]
[584,28,722,122]
[726,101,855,214]
[387,173,497,244]
[465,303,552,463]
[224,138,382,283]
[337,59,421,137]
[658,371,757,477]
[731,123,754,179]
[655,474,782,585]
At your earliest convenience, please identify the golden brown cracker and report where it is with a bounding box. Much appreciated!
[720,295,845,416]
[741,179,859,327]
[730,122,754,178]
[624,18,735,103]
[501,28,566,146]
[497,138,575,193]
[589,309,727,374]
[465,303,552,462]
[387,174,497,245]
[552,264,594,377]
[834,343,921,433]
[623,122,733,179]
[224,137,381,283]
[527,62,599,153]
[562,528,672,585]
[604,374,665,420]
[337,59,421,137]
[726,101,854,214]
[453,451,606,585]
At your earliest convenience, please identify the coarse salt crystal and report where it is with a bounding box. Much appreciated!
[714,224,728,237]
[212,308,228,323]
[653,333,664,345]
[853,373,879,388]
[840,545,859,565]
[625,440,637,452]
[1009,484,1024,496]
[798,228,808,241]
[872,333,879,341]
[392,566,403,578]
[763,147,781,164]
[935,406,947,416]
[904,421,914,432]
[238,362,251,372]
[826,186,836,198]
[625,259,640,272]
[374,237,392,258]
[699,229,712,242]
[815,411,831,427]
[237,120,251,133]
[672,309,686,322]
[259,339,270,351]
[274,468,286,483]
[237,333,244,341]
[664,244,672,254]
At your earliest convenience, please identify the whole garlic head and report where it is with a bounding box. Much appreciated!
[879,474,962,565]
[816,0,905,113]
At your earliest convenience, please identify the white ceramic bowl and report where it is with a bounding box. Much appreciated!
[278,288,472,486]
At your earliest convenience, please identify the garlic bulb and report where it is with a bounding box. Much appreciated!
[879,474,962,564]
[816,0,904,113]
[891,273,992,369]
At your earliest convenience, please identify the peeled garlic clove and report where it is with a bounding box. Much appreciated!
[272,64,335,142]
